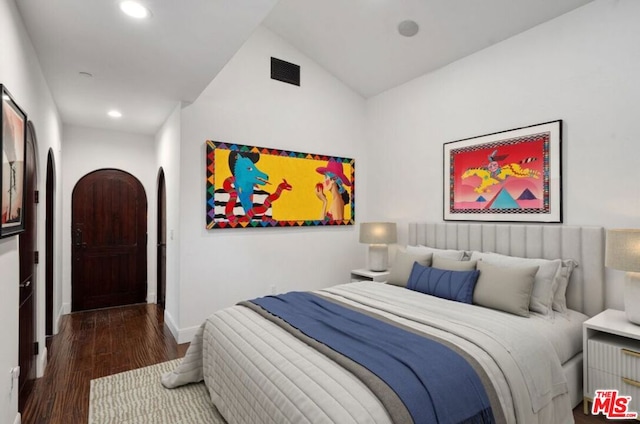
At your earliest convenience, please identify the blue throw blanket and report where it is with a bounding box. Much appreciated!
[250,291,495,424]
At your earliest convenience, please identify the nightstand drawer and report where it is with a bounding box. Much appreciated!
[588,368,640,413]
[588,333,640,381]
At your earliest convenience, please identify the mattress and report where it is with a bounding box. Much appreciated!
[163,282,583,423]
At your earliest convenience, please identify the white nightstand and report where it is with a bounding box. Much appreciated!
[582,309,640,416]
[350,268,390,283]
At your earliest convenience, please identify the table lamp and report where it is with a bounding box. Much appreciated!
[359,222,397,272]
[605,229,640,325]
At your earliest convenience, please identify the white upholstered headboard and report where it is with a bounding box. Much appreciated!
[408,222,605,317]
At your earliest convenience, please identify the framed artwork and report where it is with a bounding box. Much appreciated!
[1,85,27,238]
[206,141,355,228]
[444,120,562,223]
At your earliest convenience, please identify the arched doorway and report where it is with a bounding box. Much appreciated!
[157,168,166,309]
[18,121,38,411]
[45,148,55,336]
[71,169,147,312]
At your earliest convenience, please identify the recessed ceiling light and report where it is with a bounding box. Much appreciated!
[119,1,151,19]
[108,110,123,118]
[398,20,419,37]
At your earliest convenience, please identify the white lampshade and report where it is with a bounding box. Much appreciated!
[359,222,397,272]
[605,229,640,325]
[359,222,397,245]
[605,229,640,272]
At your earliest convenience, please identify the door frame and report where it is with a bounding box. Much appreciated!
[45,148,55,336]
[18,121,38,412]
[156,168,166,308]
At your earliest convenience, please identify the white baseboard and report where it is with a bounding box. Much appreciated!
[40,346,49,377]
[177,325,200,344]
[163,309,179,341]
[14,412,21,424]
[163,310,199,344]
[62,302,71,315]
[147,292,157,303]
[36,343,49,378]
[55,304,66,334]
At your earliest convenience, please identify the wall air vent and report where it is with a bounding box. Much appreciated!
[271,57,300,86]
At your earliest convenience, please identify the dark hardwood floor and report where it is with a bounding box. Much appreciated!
[21,304,189,424]
[20,303,612,423]
[574,403,616,424]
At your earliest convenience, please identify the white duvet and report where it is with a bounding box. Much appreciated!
[163,282,579,424]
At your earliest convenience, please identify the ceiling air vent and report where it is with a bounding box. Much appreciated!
[271,57,300,86]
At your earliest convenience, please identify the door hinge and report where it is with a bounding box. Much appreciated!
[34,251,39,264]
[34,342,39,355]
[34,190,40,204]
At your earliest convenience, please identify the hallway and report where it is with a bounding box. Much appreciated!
[21,304,188,424]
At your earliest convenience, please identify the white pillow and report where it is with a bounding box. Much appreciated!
[469,251,562,315]
[552,259,578,313]
[406,245,465,261]
[474,261,538,317]
[432,256,478,271]
[388,250,432,287]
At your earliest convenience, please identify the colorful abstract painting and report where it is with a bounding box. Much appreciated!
[443,120,562,222]
[1,84,27,238]
[206,141,355,229]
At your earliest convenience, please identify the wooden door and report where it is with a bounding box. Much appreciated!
[18,122,37,411]
[156,169,166,308]
[72,169,147,312]
[45,149,55,336]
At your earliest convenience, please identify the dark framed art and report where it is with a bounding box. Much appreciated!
[1,85,28,238]
[206,141,355,229]
[444,120,562,223]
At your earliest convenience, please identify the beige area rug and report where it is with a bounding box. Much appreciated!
[89,359,226,424]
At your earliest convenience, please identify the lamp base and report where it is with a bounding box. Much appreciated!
[625,272,640,325]
[368,244,389,272]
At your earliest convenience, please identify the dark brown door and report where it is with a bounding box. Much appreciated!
[157,168,166,308]
[45,149,55,336]
[18,122,37,412]
[72,169,147,312]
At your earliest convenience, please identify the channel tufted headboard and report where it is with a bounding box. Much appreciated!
[408,222,605,317]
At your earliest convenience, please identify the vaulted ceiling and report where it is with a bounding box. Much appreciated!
[16,0,593,135]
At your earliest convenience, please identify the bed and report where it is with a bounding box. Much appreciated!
[163,222,605,424]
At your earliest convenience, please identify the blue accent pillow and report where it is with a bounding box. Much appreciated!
[407,263,480,304]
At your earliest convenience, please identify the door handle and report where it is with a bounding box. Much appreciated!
[20,280,31,288]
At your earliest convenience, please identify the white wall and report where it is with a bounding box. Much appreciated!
[365,0,640,309]
[154,103,182,335]
[0,0,63,422]
[61,125,157,312]
[174,26,367,341]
